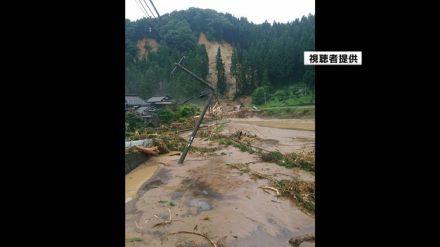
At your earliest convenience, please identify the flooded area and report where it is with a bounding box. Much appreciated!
[225,118,315,154]
[126,162,158,203]
[125,118,315,246]
[229,118,315,131]
[126,154,179,203]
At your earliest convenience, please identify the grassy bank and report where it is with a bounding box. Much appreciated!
[260,106,315,119]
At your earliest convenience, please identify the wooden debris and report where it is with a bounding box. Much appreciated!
[227,163,315,215]
[153,208,183,228]
[135,145,159,156]
[168,151,181,156]
[201,216,210,221]
[216,236,228,247]
[134,220,143,234]
[153,208,172,227]
[289,234,315,247]
[168,231,217,247]
[260,186,281,196]
[250,171,278,184]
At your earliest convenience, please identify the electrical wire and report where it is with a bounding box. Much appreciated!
[148,0,161,18]
[141,0,156,18]
[133,0,151,18]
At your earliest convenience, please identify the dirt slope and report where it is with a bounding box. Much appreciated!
[198,33,237,99]
[137,38,160,59]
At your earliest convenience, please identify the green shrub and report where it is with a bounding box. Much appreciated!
[251,86,270,105]
[177,104,200,118]
[261,151,284,163]
[273,89,289,101]
[154,104,200,124]
[261,151,315,171]
[156,108,177,124]
[125,112,144,132]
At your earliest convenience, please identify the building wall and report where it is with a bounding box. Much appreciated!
[125,152,150,174]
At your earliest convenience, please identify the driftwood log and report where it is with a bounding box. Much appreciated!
[135,145,159,156]
[289,234,315,247]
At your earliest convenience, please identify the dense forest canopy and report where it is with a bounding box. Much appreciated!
[126,8,314,102]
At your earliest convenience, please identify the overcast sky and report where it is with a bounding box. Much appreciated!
[126,0,315,24]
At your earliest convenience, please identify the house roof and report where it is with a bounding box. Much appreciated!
[147,96,172,103]
[125,96,147,106]
[154,101,173,105]
[135,106,157,114]
[135,106,148,114]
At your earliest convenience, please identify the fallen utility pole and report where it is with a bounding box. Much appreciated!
[171,58,216,164]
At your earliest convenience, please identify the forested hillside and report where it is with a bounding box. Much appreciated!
[126,8,314,103]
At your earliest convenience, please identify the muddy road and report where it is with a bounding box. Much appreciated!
[125,118,315,247]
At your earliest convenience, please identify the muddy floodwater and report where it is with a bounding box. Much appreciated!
[126,162,158,203]
[229,118,314,131]
[126,118,315,247]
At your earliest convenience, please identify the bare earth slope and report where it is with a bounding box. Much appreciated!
[137,38,160,59]
[198,33,237,99]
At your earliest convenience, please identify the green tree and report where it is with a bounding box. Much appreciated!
[251,86,270,105]
[261,69,271,87]
[125,112,144,131]
[216,47,227,95]
[303,68,315,92]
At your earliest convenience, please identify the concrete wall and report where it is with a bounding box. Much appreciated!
[125,139,152,149]
[125,152,150,174]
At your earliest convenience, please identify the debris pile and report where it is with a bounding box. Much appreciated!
[147,132,187,154]
[274,179,315,214]
[261,150,315,172]
[231,130,258,145]
[127,116,239,158]
[207,101,224,119]
[131,205,226,247]
[227,162,315,215]
[204,100,261,119]
[229,107,260,118]
[169,117,197,132]
[153,208,184,228]
[168,231,220,247]
[196,123,226,140]
[135,145,160,156]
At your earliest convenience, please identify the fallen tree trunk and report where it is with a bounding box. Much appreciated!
[135,145,159,156]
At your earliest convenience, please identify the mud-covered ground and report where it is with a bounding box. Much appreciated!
[125,118,315,247]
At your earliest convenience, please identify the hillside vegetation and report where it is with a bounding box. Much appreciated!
[126,8,314,104]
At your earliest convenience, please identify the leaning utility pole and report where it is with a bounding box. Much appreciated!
[170,57,216,164]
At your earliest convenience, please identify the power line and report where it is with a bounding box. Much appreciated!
[141,0,156,18]
[134,0,151,18]
[135,0,149,18]
[148,0,161,18]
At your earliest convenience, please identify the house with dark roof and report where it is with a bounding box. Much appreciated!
[135,106,155,123]
[146,95,174,107]
[125,95,147,111]
[125,95,174,125]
